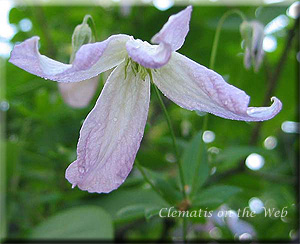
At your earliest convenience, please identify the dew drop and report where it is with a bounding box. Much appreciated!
[71,183,77,189]
[78,166,85,174]
[113,117,117,122]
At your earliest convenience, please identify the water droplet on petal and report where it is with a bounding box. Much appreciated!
[113,117,117,122]
[78,166,85,174]
[72,183,77,189]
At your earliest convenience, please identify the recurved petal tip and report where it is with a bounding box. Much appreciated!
[151,5,192,51]
[152,52,282,122]
[9,36,71,79]
[126,39,172,69]
[246,96,282,121]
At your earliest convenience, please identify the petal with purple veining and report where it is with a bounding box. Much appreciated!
[152,52,282,121]
[151,5,192,51]
[65,61,150,193]
[9,34,131,82]
[126,39,172,69]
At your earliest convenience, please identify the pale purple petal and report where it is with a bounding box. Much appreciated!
[9,34,131,82]
[152,52,282,121]
[58,76,99,108]
[151,6,192,51]
[65,61,150,193]
[126,39,172,69]
[251,21,265,72]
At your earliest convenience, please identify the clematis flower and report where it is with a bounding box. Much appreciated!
[9,6,282,193]
[240,20,265,72]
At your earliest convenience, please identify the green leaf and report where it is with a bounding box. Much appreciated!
[29,206,114,240]
[181,131,209,196]
[91,188,168,224]
[117,204,165,222]
[152,174,182,205]
[193,185,242,209]
[116,204,150,221]
[145,207,164,221]
[142,167,182,205]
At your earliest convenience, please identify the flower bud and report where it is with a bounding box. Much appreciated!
[240,20,265,72]
[70,15,94,62]
[59,15,98,108]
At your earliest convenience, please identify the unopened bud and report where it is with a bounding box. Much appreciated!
[59,15,98,109]
[70,15,94,63]
[240,20,265,72]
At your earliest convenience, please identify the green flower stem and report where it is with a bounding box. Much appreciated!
[183,217,187,242]
[0,59,6,241]
[152,84,187,200]
[152,85,179,157]
[83,14,98,41]
[152,84,189,242]
[137,159,188,241]
[209,9,247,70]
[205,9,247,132]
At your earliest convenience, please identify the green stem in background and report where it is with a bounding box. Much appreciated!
[152,85,179,157]
[183,217,187,242]
[148,70,188,242]
[209,9,247,70]
[0,59,6,241]
[204,9,247,132]
[152,84,187,200]
[83,14,98,42]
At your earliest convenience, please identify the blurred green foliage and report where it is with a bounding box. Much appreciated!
[2,2,298,242]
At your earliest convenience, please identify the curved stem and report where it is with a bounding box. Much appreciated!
[204,9,247,133]
[209,9,247,70]
[0,59,6,240]
[153,86,179,157]
[83,14,98,41]
[153,85,189,242]
[152,84,187,200]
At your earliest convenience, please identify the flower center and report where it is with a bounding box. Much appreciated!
[124,57,150,81]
